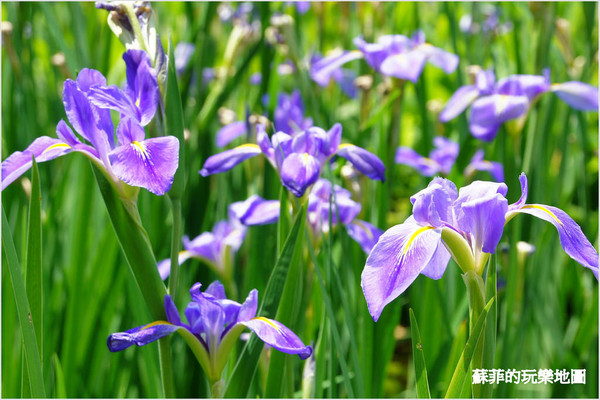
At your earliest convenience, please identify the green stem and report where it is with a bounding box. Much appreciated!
[121,3,149,55]
[462,270,486,397]
[168,197,182,299]
[158,338,175,398]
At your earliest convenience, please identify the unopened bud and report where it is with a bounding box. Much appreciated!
[21,177,32,199]
[218,107,237,125]
[355,75,373,91]
[466,65,482,85]
[270,14,294,28]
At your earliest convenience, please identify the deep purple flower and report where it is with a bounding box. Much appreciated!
[158,196,278,280]
[200,124,385,197]
[108,281,312,382]
[362,173,598,321]
[1,62,179,196]
[311,30,458,85]
[395,137,459,176]
[274,90,313,134]
[240,179,383,254]
[439,68,599,141]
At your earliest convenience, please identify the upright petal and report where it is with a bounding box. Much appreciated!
[217,121,248,148]
[75,68,108,92]
[465,150,504,182]
[164,295,182,326]
[157,250,194,280]
[191,288,226,339]
[89,85,139,121]
[238,197,281,226]
[439,84,480,122]
[199,144,262,176]
[336,144,385,181]
[551,82,599,111]
[410,177,457,227]
[469,94,528,141]
[454,181,508,253]
[116,117,146,146]
[346,220,383,254]
[361,218,445,321]
[237,289,258,323]
[510,204,598,278]
[133,58,160,125]
[107,321,179,352]
[109,135,180,195]
[430,137,459,174]
[280,152,321,197]
[240,317,312,359]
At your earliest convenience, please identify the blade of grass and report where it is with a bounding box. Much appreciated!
[478,255,497,398]
[51,353,67,398]
[224,202,307,398]
[409,308,431,398]
[2,207,46,398]
[445,297,495,399]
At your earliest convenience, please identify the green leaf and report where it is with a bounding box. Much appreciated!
[409,309,431,398]
[277,186,291,254]
[26,157,43,361]
[478,255,497,398]
[445,297,495,399]
[2,208,46,398]
[224,202,307,398]
[51,353,67,398]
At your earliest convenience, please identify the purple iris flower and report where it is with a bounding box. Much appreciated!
[108,281,312,382]
[361,173,598,321]
[158,195,279,280]
[200,124,385,197]
[439,68,599,141]
[310,53,357,98]
[465,149,504,182]
[274,90,313,134]
[216,121,248,148]
[311,30,458,85]
[1,56,179,196]
[239,179,383,254]
[395,137,459,176]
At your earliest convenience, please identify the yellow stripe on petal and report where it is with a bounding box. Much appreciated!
[495,94,510,117]
[131,140,149,159]
[42,143,71,155]
[254,317,282,332]
[141,320,172,330]
[522,205,563,226]
[236,143,261,151]
[403,226,435,256]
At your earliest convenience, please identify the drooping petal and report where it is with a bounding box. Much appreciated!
[116,116,146,146]
[379,48,428,82]
[508,172,528,211]
[199,144,262,177]
[1,137,73,190]
[109,136,180,195]
[508,204,599,278]
[361,218,444,321]
[496,73,550,101]
[354,35,411,71]
[439,84,480,122]
[216,121,247,148]
[238,197,281,226]
[419,241,452,280]
[107,321,180,352]
[75,68,107,92]
[454,181,508,253]
[332,67,358,98]
[420,44,459,74]
[280,152,321,197]
[336,144,385,181]
[240,317,313,359]
[183,232,220,265]
[551,82,599,111]
[310,50,363,87]
[132,56,160,125]
[346,220,383,254]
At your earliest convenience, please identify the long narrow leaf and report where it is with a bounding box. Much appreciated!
[478,255,497,398]
[224,203,307,398]
[445,297,495,399]
[2,208,46,398]
[409,308,431,398]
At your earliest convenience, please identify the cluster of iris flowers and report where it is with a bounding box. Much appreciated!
[1,2,598,398]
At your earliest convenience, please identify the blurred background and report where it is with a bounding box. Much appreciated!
[2,2,598,398]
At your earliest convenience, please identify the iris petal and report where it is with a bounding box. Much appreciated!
[551,81,599,111]
[361,218,444,321]
[346,220,383,254]
[107,321,179,352]
[217,121,247,148]
[200,144,262,176]
[280,152,321,197]
[439,84,480,122]
[336,144,385,181]
[240,317,313,359]
[109,136,179,195]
